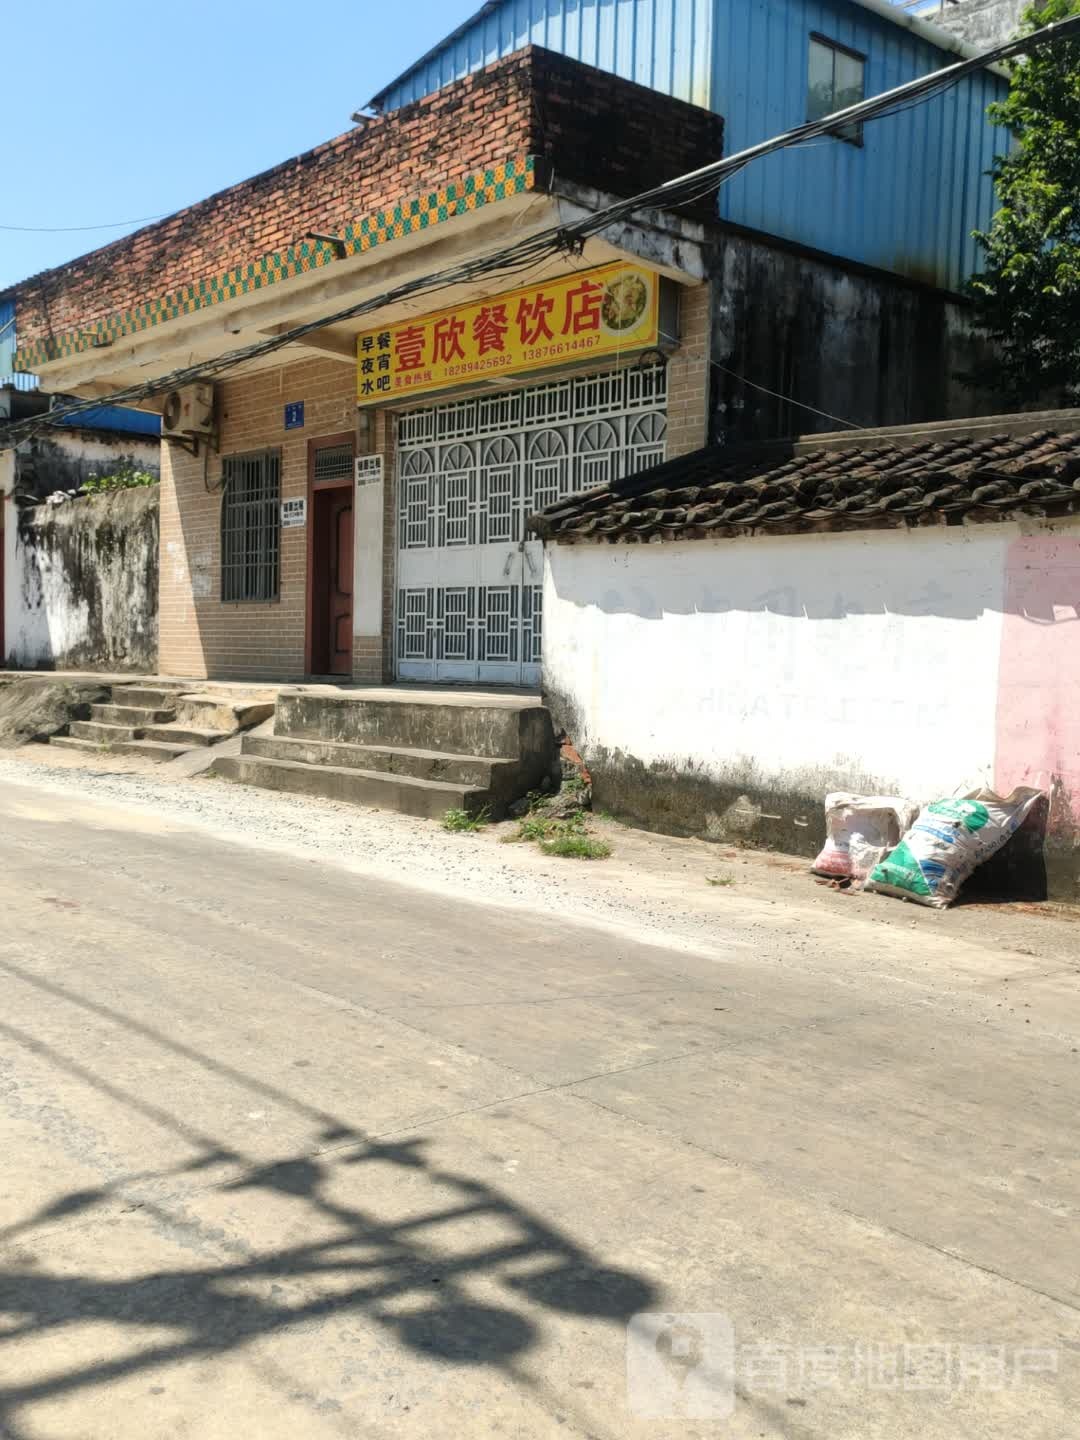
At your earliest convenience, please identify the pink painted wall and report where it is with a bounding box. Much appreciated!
[995,533,1080,836]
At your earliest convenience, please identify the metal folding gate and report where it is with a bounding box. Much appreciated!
[394,364,668,685]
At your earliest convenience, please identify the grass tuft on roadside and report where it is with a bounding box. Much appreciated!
[503,813,558,844]
[501,808,611,860]
[540,831,611,860]
[442,807,490,833]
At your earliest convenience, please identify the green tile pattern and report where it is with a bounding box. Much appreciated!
[15,156,536,371]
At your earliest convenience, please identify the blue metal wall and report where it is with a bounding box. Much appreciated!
[372,0,1006,291]
[374,0,714,111]
[0,299,157,428]
[713,0,1004,288]
[0,298,39,390]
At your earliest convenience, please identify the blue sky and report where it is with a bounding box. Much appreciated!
[1,0,479,291]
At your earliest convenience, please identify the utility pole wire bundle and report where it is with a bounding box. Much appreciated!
[3,12,1079,452]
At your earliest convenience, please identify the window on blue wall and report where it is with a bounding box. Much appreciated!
[807,35,865,144]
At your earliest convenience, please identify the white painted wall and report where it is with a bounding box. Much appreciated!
[544,526,1013,803]
[6,487,158,671]
[1,449,15,662]
[353,475,383,637]
[20,428,159,498]
[9,517,90,667]
[46,430,158,471]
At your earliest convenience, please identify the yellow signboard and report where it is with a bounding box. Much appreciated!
[356,261,659,405]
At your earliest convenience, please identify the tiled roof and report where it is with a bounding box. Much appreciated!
[531,413,1080,544]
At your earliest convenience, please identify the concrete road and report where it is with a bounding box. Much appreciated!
[0,776,1077,1439]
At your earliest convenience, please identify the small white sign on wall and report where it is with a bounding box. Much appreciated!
[281,497,307,529]
[355,455,384,487]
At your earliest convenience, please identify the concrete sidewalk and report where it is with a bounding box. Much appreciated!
[0,771,1076,1438]
[0,669,541,701]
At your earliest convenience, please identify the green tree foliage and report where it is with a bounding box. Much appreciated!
[970,0,1080,403]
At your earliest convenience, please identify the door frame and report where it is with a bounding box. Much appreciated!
[390,368,668,686]
[304,432,355,677]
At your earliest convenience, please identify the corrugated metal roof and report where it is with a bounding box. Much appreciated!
[362,0,1008,289]
[712,0,1004,288]
[367,0,715,112]
[361,1,502,113]
[365,0,989,110]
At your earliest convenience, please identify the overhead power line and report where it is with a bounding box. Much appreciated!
[3,11,1079,453]
[711,361,866,430]
[0,214,169,234]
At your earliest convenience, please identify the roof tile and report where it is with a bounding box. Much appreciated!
[531,414,1080,544]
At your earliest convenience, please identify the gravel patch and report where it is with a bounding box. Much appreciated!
[0,749,727,958]
[3,746,1075,975]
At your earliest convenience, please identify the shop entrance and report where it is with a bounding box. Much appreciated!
[394,364,668,685]
[307,437,355,678]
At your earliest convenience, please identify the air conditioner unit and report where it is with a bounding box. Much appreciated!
[162,383,215,440]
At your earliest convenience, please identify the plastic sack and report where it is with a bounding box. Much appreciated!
[865,787,1043,909]
[812,793,919,884]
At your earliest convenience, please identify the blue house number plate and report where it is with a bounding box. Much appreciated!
[284,401,305,430]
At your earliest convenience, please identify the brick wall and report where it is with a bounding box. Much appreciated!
[163,299,706,682]
[526,48,724,217]
[16,47,723,359]
[146,44,723,683]
[16,65,534,353]
[666,282,711,459]
[160,356,356,680]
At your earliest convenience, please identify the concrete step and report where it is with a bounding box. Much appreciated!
[117,739,193,761]
[69,719,144,744]
[276,689,554,764]
[49,736,116,756]
[141,724,233,747]
[50,735,190,762]
[113,686,186,709]
[241,733,509,789]
[90,703,176,726]
[212,754,484,820]
[175,695,275,732]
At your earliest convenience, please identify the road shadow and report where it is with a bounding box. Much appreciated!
[0,959,659,1438]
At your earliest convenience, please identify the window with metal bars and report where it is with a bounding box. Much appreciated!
[313,442,353,483]
[221,449,281,603]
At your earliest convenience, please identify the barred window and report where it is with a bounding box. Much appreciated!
[221,450,280,603]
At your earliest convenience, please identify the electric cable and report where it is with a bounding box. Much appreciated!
[0,214,169,233]
[711,361,867,430]
[2,12,1078,451]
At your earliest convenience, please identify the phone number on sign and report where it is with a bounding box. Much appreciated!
[442,355,515,379]
[523,337,601,363]
[439,337,603,379]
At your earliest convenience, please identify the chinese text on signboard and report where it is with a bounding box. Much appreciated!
[355,455,384,486]
[356,262,659,405]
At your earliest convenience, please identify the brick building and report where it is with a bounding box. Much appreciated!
[9,49,719,684]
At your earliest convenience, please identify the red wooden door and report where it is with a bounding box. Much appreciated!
[327,490,353,676]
